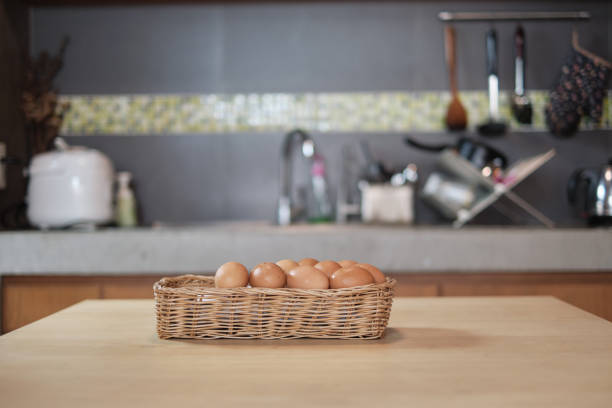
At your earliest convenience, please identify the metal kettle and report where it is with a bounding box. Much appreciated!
[568,159,612,225]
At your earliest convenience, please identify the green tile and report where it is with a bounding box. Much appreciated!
[58,90,610,136]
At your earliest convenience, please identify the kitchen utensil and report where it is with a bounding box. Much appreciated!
[567,159,612,226]
[444,25,468,131]
[421,172,476,219]
[545,30,611,138]
[360,164,418,224]
[404,136,507,176]
[511,25,533,124]
[27,138,115,229]
[335,144,362,223]
[478,28,507,137]
[359,140,392,183]
[390,163,418,187]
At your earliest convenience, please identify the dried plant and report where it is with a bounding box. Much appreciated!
[21,37,71,156]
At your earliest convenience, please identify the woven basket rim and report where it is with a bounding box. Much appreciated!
[154,274,395,339]
[154,274,396,296]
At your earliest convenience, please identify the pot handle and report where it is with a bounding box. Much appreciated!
[404,137,450,152]
[514,25,526,95]
[486,28,498,77]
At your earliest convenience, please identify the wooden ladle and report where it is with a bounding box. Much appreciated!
[444,25,467,131]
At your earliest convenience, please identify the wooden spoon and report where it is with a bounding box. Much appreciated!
[444,25,467,131]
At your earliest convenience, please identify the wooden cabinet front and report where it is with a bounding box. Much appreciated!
[3,272,612,333]
[2,277,100,333]
[1,275,163,333]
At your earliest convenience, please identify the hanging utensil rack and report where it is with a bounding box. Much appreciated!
[438,11,590,23]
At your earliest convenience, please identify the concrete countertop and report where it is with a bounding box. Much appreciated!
[0,223,611,275]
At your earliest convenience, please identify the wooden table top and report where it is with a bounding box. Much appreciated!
[1,297,611,407]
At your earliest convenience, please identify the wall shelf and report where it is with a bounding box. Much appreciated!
[438,11,591,23]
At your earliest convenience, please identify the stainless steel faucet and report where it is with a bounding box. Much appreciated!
[277,129,315,226]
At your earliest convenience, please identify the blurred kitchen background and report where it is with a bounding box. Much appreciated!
[0,1,611,333]
[1,0,611,227]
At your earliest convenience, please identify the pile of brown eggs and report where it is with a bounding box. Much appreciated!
[214,258,386,290]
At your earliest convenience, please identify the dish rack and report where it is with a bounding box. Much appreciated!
[154,275,395,340]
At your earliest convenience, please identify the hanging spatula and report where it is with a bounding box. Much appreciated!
[511,25,533,124]
[444,25,468,131]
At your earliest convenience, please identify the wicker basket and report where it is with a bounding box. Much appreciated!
[154,274,395,340]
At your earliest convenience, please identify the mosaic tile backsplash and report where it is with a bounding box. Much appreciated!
[58,90,612,136]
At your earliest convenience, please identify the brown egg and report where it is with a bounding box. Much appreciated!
[314,260,342,278]
[276,259,299,274]
[330,266,375,289]
[355,263,386,284]
[287,266,330,289]
[338,260,357,268]
[214,262,249,288]
[250,262,287,288]
[299,258,319,267]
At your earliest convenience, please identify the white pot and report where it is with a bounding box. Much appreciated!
[27,142,115,229]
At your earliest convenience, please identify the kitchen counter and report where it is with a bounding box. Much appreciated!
[1,297,611,407]
[0,224,611,274]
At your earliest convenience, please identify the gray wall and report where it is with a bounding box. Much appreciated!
[31,1,612,226]
[31,2,611,94]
